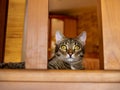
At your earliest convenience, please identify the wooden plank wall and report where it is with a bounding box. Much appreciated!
[101,0,120,69]
[4,0,26,62]
[64,18,77,38]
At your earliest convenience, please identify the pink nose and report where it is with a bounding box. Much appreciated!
[68,49,73,56]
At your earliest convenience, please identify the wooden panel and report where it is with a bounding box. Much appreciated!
[0,70,119,82]
[75,8,99,59]
[0,82,120,90]
[100,0,120,69]
[97,0,104,69]
[4,0,26,62]
[25,0,48,69]
[0,0,8,62]
[71,8,100,69]
[64,18,77,38]
[83,58,100,70]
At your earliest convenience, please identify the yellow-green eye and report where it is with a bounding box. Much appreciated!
[61,45,67,50]
[74,45,80,50]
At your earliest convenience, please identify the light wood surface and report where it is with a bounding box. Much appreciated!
[4,0,26,62]
[24,0,48,69]
[0,82,120,90]
[100,0,120,69]
[0,69,119,83]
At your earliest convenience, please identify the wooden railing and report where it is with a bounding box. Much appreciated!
[0,0,120,90]
[0,70,120,83]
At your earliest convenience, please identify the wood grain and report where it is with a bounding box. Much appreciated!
[0,0,8,62]
[97,0,104,69]
[0,82,120,90]
[83,58,100,70]
[0,69,119,83]
[100,0,120,69]
[4,0,26,62]
[24,0,48,69]
[64,18,77,38]
[75,8,100,59]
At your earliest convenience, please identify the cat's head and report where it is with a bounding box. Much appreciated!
[55,31,87,63]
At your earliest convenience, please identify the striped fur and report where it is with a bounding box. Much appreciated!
[0,62,25,69]
[48,31,87,70]
[0,31,86,70]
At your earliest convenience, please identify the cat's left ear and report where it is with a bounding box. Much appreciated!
[55,31,65,44]
[77,31,87,45]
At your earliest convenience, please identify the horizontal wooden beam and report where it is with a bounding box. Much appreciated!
[0,70,119,83]
[0,82,120,90]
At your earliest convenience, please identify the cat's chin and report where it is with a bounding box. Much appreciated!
[66,58,74,62]
[65,57,81,63]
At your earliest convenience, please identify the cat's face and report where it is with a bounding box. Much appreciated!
[55,31,87,63]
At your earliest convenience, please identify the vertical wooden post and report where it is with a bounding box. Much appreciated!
[24,0,48,69]
[100,0,120,69]
[0,0,8,62]
[97,0,104,69]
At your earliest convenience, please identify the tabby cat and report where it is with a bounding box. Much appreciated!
[48,31,87,70]
[0,31,86,70]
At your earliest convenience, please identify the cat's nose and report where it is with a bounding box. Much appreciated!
[68,49,73,57]
[69,52,73,56]
[68,49,72,53]
[69,53,72,58]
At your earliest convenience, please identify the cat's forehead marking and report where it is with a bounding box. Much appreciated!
[68,38,79,44]
[61,38,78,45]
[60,38,80,47]
[59,38,83,48]
[66,38,75,43]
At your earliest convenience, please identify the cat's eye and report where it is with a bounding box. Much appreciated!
[74,45,81,50]
[61,45,67,50]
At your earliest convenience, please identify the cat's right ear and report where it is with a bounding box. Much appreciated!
[55,31,64,44]
[77,31,87,45]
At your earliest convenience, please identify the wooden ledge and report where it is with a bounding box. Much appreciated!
[0,69,120,83]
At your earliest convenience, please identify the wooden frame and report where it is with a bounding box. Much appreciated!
[0,82,120,90]
[49,15,77,38]
[24,0,48,69]
[100,0,120,69]
[0,70,120,83]
[0,0,8,62]
[0,69,120,90]
[0,0,120,90]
